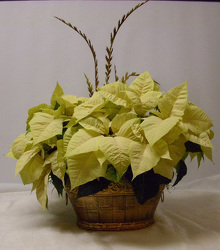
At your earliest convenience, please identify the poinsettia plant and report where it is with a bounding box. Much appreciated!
[6,1,214,210]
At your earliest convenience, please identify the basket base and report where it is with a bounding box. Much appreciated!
[67,181,165,231]
[77,218,155,231]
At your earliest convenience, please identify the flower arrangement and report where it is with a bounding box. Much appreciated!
[6,0,214,211]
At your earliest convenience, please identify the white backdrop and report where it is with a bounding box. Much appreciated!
[0,0,219,184]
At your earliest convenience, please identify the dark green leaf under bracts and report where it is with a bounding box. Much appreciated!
[131,169,171,205]
[173,160,187,187]
[106,164,121,183]
[76,178,111,199]
[50,172,64,196]
[185,141,202,153]
[54,101,60,111]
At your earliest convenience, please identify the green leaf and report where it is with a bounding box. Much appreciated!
[158,81,188,118]
[29,112,63,145]
[173,160,187,186]
[105,164,121,182]
[129,71,159,97]
[50,171,64,196]
[98,136,131,177]
[185,141,202,153]
[54,101,60,111]
[76,178,110,199]
[141,116,180,146]
[131,169,161,204]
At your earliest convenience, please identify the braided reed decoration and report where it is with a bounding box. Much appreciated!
[105,0,149,84]
[54,16,98,96]
[55,0,149,95]
[121,72,140,84]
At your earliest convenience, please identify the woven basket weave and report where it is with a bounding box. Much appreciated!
[67,181,164,231]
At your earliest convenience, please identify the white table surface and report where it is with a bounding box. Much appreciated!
[1,175,220,250]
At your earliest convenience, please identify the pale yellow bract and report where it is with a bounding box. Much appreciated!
[6,71,214,210]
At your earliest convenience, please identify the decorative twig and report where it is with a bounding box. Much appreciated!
[114,65,119,82]
[121,72,139,84]
[105,0,149,84]
[154,79,160,85]
[84,73,93,97]
[54,16,99,91]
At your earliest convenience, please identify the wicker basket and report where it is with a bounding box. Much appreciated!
[66,181,164,231]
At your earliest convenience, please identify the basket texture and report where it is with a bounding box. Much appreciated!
[67,180,164,231]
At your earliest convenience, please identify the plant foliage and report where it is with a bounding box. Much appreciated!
[6,1,214,210]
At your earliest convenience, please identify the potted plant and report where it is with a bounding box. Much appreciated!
[6,0,214,231]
